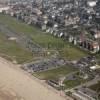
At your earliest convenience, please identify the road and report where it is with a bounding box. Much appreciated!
[0,57,66,100]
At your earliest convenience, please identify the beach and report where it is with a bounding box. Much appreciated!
[0,57,65,100]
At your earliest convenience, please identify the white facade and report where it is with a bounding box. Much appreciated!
[0,6,10,13]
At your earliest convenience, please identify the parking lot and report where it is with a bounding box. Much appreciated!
[23,57,66,73]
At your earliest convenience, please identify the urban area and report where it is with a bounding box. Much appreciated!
[0,0,100,100]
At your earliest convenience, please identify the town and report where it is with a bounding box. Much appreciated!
[0,0,100,100]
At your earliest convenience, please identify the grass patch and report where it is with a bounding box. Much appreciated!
[0,14,65,48]
[0,32,33,64]
[63,78,86,89]
[0,14,88,60]
[59,44,88,60]
[63,72,90,89]
[33,66,77,80]
[89,81,100,92]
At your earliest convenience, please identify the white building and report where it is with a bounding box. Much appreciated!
[0,6,10,13]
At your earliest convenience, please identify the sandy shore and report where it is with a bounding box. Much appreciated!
[0,57,66,100]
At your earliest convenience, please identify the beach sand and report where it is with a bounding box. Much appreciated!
[0,57,65,100]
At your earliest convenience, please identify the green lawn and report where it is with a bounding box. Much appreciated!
[0,14,88,60]
[0,14,65,49]
[33,66,77,80]
[0,32,34,64]
[59,44,88,60]
[63,72,90,89]
[63,79,85,89]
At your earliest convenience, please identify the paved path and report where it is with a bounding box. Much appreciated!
[0,57,65,100]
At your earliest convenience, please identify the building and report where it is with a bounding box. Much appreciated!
[72,88,98,100]
[0,6,10,13]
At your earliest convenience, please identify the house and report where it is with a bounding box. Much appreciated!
[0,6,10,13]
[78,33,100,53]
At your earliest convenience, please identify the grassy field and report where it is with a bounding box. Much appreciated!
[0,14,88,60]
[89,81,100,92]
[59,44,88,60]
[63,72,91,89]
[33,66,77,80]
[0,32,34,64]
[0,14,65,48]
[63,78,87,89]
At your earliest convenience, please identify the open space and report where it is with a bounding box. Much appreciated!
[0,14,65,49]
[63,78,88,89]
[0,14,88,62]
[0,32,33,64]
[33,66,77,80]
